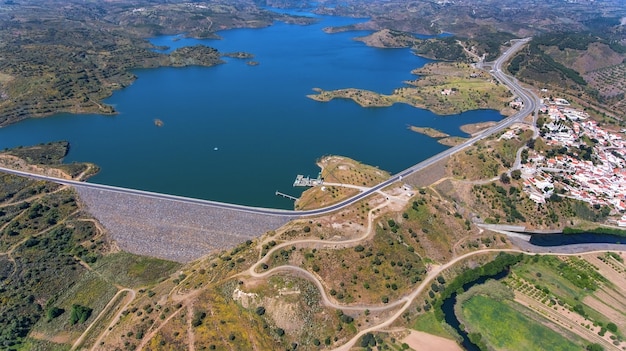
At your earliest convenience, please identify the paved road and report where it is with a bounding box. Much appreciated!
[0,38,537,219]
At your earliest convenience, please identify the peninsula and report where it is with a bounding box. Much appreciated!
[308,62,515,116]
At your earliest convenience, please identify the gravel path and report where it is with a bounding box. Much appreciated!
[75,186,295,263]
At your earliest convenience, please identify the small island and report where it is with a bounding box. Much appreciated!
[408,126,449,138]
[307,87,393,107]
[222,52,255,59]
[408,125,468,146]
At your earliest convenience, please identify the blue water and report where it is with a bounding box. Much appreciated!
[441,270,509,351]
[530,233,625,246]
[0,14,503,209]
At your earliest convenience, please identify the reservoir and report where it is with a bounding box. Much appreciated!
[0,11,502,209]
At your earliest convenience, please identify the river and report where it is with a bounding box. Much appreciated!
[441,270,510,351]
[0,10,503,209]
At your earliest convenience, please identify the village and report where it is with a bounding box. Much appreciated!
[514,100,626,226]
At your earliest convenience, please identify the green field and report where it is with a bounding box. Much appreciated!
[462,295,582,351]
[91,252,181,288]
[412,311,458,340]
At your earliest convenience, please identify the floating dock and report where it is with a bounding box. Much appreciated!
[293,173,323,187]
[275,191,298,201]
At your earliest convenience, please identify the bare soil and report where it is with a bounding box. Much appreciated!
[460,121,497,136]
[401,330,463,351]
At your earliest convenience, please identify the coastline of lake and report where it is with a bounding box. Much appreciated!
[0,12,503,209]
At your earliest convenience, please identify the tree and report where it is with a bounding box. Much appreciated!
[511,169,522,180]
[500,173,510,184]
[255,306,266,316]
[69,304,92,325]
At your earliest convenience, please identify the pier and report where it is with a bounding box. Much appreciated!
[275,191,298,201]
[293,173,323,187]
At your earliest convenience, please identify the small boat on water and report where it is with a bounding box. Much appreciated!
[154,119,164,127]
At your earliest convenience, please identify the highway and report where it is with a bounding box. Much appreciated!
[0,38,538,219]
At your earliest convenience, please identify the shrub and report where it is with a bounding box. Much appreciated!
[46,306,64,320]
[586,343,604,351]
[606,322,618,333]
[191,311,206,327]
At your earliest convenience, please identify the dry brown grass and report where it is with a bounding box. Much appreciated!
[296,156,390,210]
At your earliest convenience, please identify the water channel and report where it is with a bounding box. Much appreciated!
[440,269,510,351]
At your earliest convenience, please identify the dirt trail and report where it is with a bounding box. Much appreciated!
[88,289,136,350]
[70,288,136,351]
[187,302,196,351]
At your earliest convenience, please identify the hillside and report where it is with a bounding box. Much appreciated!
[507,32,626,121]
[0,142,181,350]
[1,135,624,350]
[0,0,315,127]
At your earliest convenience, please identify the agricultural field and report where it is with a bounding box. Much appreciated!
[504,253,626,350]
[461,294,584,351]
[584,63,626,116]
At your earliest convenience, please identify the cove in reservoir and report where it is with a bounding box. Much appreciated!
[0,11,503,209]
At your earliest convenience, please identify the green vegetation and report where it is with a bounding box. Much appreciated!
[532,31,626,54]
[308,62,513,116]
[69,304,93,325]
[3,141,69,165]
[413,36,468,61]
[509,254,615,328]
[508,35,587,86]
[412,312,456,340]
[297,226,427,304]
[0,0,313,127]
[434,253,523,321]
[0,160,181,349]
[90,252,181,288]
[563,226,626,238]
[464,31,518,61]
[0,186,102,347]
[462,295,582,351]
